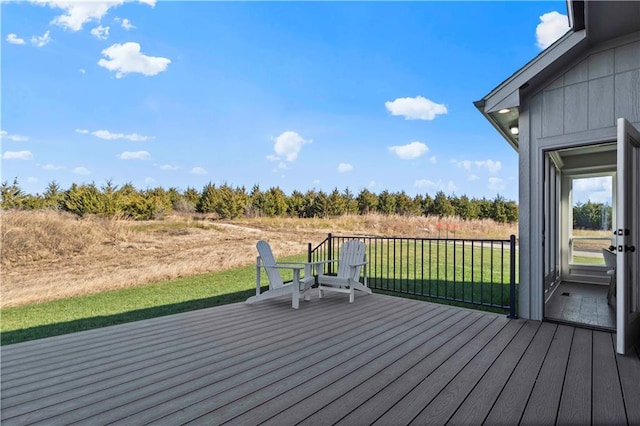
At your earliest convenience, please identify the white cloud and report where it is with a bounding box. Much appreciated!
[42,164,64,170]
[31,30,51,47]
[79,68,86,75]
[455,159,502,174]
[271,131,311,162]
[385,96,447,120]
[573,176,612,203]
[115,17,136,30]
[2,151,33,160]
[368,180,377,189]
[488,177,506,191]
[278,162,288,170]
[159,164,179,171]
[144,177,155,183]
[190,166,207,175]
[92,129,121,140]
[536,11,570,50]
[27,177,39,183]
[73,166,91,175]
[574,176,611,192]
[414,179,458,193]
[33,0,153,31]
[43,0,118,31]
[0,130,29,142]
[98,42,171,78]
[6,33,26,45]
[92,129,153,141]
[90,25,110,40]
[584,191,611,204]
[475,160,502,174]
[388,141,429,160]
[429,156,437,164]
[75,128,89,134]
[468,174,479,181]
[457,160,473,171]
[338,163,353,173]
[119,151,150,160]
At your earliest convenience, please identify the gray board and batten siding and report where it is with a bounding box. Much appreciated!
[518,32,640,320]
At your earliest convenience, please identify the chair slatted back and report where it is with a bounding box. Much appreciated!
[337,240,366,281]
[602,248,616,270]
[257,240,284,289]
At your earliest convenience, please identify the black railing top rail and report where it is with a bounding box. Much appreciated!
[314,233,514,243]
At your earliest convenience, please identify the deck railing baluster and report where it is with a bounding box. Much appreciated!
[308,233,517,314]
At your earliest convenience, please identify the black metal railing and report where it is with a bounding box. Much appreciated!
[309,233,518,317]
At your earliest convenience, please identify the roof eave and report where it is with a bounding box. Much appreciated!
[474,100,519,152]
[474,28,588,152]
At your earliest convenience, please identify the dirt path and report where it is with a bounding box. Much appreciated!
[1,215,328,307]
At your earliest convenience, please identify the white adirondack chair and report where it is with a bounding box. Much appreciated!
[317,239,372,303]
[246,240,315,309]
[602,248,616,305]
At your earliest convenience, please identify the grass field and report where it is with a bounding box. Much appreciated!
[1,211,518,345]
[335,239,518,309]
[1,253,308,345]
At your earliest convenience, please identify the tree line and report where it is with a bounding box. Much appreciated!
[1,179,518,223]
[573,201,612,230]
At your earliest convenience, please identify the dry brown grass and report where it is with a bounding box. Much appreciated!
[1,211,516,308]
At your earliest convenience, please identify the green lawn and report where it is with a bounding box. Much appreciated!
[572,255,605,265]
[1,254,308,346]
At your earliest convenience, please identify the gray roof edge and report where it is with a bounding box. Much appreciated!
[477,29,587,113]
[473,29,587,151]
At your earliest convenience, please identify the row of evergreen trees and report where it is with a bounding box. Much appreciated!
[573,201,613,230]
[1,179,518,222]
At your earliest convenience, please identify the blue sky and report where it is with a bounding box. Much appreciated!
[1,1,571,201]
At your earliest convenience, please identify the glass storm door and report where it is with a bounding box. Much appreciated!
[616,118,640,355]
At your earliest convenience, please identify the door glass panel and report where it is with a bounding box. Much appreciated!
[571,176,614,265]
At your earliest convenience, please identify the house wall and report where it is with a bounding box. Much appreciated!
[518,33,640,320]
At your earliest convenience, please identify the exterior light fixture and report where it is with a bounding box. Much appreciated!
[510,126,519,135]
[498,108,510,114]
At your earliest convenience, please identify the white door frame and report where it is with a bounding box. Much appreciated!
[616,118,640,355]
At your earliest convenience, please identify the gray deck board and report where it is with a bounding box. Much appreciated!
[242,310,485,426]
[379,319,525,425]
[617,344,640,425]
[427,319,541,425]
[333,313,509,426]
[592,331,627,425]
[519,324,574,425]
[557,327,593,425]
[292,313,501,426]
[2,291,639,426]
[483,321,557,425]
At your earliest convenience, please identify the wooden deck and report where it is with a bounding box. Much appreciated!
[2,291,639,425]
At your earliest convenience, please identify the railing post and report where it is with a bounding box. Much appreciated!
[327,233,333,275]
[307,242,312,263]
[508,234,518,319]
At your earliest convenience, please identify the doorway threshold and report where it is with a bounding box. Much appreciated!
[544,281,615,330]
[544,316,615,332]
